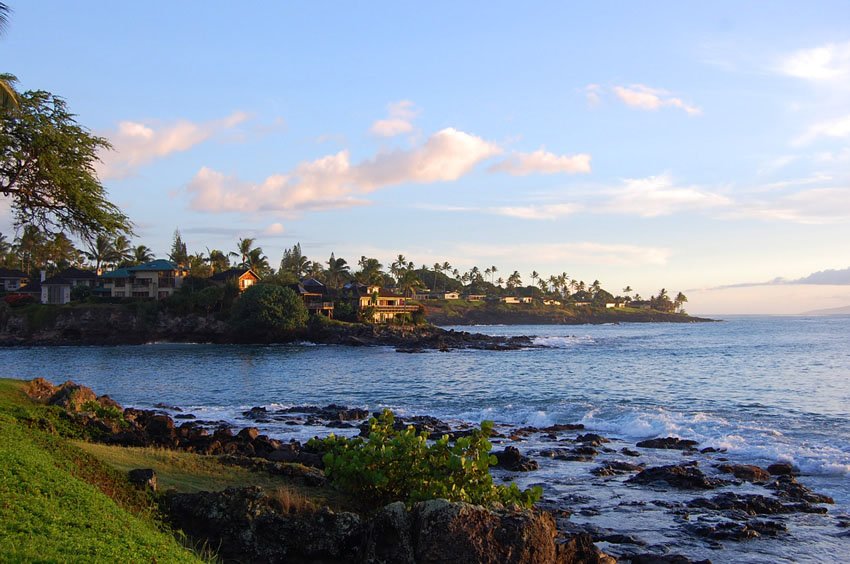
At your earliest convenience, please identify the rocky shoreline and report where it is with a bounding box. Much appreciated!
[0,304,535,351]
[22,378,842,563]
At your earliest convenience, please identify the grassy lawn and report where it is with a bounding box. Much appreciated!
[0,379,202,562]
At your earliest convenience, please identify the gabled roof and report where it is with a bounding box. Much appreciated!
[287,283,321,297]
[128,259,178,272]
[301,277,325,289]
[42,267,97,285]
[0,268,28,279]
[210,267,257,282]
[100,268,131,279]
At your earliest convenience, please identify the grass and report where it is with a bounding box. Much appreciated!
[0,378,203,562]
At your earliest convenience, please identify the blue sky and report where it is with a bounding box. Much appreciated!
[4,2,850,313]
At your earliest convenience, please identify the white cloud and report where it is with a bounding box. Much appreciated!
[584,84,602,106]
[97,111,250,179]
[490,149,591,175]
[264,222,285,235]
[369,100,420,137]
[603,173,731,217]
[741,187,850,224]
[794,114,850,145]
[187,127,501,213]
[490,204,582,220]
[612,84,702,115]
[780,41,850,81]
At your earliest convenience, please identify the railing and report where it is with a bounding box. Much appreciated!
[371,304,420,313]
[306,301,335,309]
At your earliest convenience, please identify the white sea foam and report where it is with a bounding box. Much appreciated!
[531,335,595,348]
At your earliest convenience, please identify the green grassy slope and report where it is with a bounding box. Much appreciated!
[0,379,202,563]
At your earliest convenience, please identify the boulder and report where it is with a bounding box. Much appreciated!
[47,381,97,412]
[628,464,729,490]
[767,476,834,504]
[128,468,157,491]
[493,446,539,472]
[576,433,609,446]
[635,437,699,451]
[715,463,771,483]
[767,462,798,476]
[25,377,58,401]
[237,427,260,441]
[690,519,786,540]
[591,461,644,477]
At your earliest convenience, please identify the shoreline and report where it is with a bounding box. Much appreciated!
[5,376,844,563]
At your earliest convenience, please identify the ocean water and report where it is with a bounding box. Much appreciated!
[2,315,849,562]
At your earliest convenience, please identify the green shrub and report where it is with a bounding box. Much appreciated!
[80,400,127,426]
[230,284,308,337]
[308,410,541,509]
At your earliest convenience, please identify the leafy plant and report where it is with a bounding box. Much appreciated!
[308,409,541,509]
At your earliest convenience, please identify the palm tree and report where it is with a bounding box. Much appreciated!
[246,247,269,276]
[433,262,441,292]
[622,286,633,302]
[530,271,539,299]
[674,292,688,313]
[489,265,498,284]
[84,234,116,271]
[231,237,256,268]
[112,235,133,266]
[206,248,229,273]
[390,254,407,283]
[0,5,19,110]
[325,253,349,289]
[132,245,154,265]
[398,269,423,297]
[496,276,504,288]
[507,271,522,290]
[0,232,10,264]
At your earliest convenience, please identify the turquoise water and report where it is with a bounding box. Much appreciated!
[2,315,849,562]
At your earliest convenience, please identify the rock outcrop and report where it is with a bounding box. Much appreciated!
[165,488,614,564]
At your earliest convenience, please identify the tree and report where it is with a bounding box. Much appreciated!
[132,245,154,265]
[1,4,19,110]
[231,237,256,268]
[1,90,130,238]
[168,229,188,266]
[674,292,688,313]
[356,256,384,286]
[0,232,9,265]
[280,242,309,278]
[246,247,270,276]
[530,271,539,299]
[187,252,211,277]
[112,235,133,266]
[325,253,349,289]
[206,248,229,273]
[506,271,522,290]
[230,284,308,337]
[84,234,116,271]
[398,269,424,297]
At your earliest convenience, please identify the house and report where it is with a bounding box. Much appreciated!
[350,284,420,323]
[605,302,625,309]
[301,277,327,294]
[500,296,520,304]
[41,267,98,304]
[412,289,432,301]
[440,291,461,300]
[464,294,486,302]
[519,296,533,304]
[572,301,592,307]
[0,268,29,292]
[287,283,334,318]
[210,268,260,292]
[100,260,186,300]
[543,299,561,306]
[100,267,131,298]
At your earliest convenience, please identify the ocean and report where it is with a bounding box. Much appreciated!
[2,315,848,562]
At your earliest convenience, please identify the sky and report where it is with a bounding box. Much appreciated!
[3,1,850,314]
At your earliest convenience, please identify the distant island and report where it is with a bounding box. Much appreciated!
[802,304,850,316]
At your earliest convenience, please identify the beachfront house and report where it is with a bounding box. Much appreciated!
[464,293,486,302]
[100,260,187,300]
[519,296,533,304]
[41,267,98,304]
[350,284,420,323]
[288,283,334,318]
[500,296,521,304]
[210,268,260,292]
[0,268,29,292]
[543,299,562,306]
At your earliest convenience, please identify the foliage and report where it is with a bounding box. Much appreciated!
[0,90,130,238]
[3,293,34,307]
[70,284,92,302]
[80,400,126,427]
[168,229,188,266]
[230,284,308,336]
[308,409,542,509]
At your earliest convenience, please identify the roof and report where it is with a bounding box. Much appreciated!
[128,259,178,272]
[210,267,257,282]
[100,268,130,279]
[301,277,325,288]
[42,267,98,285]
[0,268,28,279]
[287,283,321,297]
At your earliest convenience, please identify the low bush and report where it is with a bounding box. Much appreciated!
[3,293,35,307]
[308,409,542,509]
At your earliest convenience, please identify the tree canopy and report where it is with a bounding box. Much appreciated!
[1,90,130,239]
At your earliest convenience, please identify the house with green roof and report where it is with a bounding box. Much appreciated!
[101,260,187,300]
